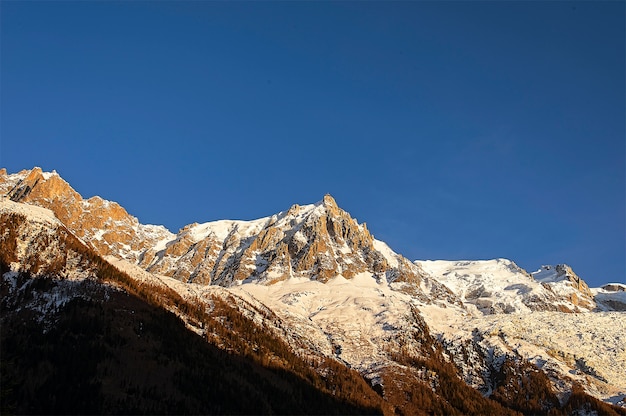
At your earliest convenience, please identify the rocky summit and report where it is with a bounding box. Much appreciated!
[1,167,625,415]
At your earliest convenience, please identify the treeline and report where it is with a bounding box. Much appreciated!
[95,261,385,414]
[384,320,626,416]
[554,383,626,416]
[1,268,385,414]
[386,345,520,416]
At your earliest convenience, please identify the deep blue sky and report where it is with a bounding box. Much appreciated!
[1,1,624,286]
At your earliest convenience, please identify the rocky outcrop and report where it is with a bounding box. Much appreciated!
[554,264,593,297]
[0,167,173,261]
[601,283,625,292]
[593,283,626,311]
[0,199,95,280]
[4,168,83,226]
[532,264,596,311]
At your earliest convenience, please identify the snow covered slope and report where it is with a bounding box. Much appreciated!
[231,272,466,378]
[133,194,462,312]
[416,259,596,314]
[411,259,623,404]
[425,309,626,405]
[0,198,113,325]
[0,196,60,226]
[0,198,93,280]
[593,283,626,311]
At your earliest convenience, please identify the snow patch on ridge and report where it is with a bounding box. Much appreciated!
[532,265,564,283]
[416,259,596,314]
[187,218,270,242]
[373,239,400,268]
[177,202,321,245]
[0,198,61,226]
[41,170,59,180]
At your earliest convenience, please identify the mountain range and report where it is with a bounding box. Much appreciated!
[1,167,625,415]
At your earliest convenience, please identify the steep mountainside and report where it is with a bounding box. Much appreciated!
[2,167,625,415]
[147,195,404,283]
[0,199,386,415]
[0,198,530,415]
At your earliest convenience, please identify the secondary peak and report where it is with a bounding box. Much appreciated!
[322,193,337,207]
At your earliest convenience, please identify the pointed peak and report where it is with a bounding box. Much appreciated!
[19,167,60,183]
[6,166,81,205]
[25,166,44,182]
[287,203,301,216]
[318,194,343,218]
[322,194,337,207]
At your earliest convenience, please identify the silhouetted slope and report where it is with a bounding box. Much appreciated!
[1,274,383,415]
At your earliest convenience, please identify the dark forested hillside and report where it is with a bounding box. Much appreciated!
[0,270,384,415]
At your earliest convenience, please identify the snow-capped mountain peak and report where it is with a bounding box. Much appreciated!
[140,192,438,293]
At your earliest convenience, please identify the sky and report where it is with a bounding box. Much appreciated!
[1,1,624,287]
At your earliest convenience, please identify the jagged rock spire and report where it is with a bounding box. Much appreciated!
[0,168,173,260]
[322,193,336,206]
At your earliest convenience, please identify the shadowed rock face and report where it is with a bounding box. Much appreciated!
[602,284,625,292]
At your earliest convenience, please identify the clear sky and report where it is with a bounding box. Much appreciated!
[1,1,624,287]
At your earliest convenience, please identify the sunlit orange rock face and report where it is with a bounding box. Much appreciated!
[0,167,172,261]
